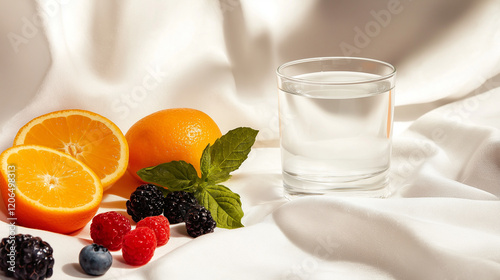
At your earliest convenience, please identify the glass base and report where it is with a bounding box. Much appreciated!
[283,169,391,199]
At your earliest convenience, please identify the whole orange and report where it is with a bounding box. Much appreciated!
[126,108,222,182]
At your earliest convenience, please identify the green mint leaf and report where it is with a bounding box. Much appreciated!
[200,143,231,184]
[199,143,214,180]
[201,127,258,183]
[195,183,244,229]
[137,160,199,193]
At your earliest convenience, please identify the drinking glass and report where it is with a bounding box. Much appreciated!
[276,57,396,197]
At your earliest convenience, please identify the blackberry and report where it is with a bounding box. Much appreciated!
[163,191,198,224]
[185,205,216,238]
[0,234,54,280]
[126,184,165,222]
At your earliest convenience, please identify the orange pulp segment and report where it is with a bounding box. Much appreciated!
[0,145,103,234]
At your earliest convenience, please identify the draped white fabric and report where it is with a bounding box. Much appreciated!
[1,0,500,279]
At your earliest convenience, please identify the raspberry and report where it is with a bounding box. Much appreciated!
[136,215,170,247]
[90,211,131,251]
[0,234,54,280]
[163,191,198,224]
[122,227,156,266]
[185,205,216,238]
[126,184,165,222]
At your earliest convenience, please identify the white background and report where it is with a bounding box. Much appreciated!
[1,0,500,279]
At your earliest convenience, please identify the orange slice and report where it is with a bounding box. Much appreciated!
[13,109,129,190]
[0,145,103,234]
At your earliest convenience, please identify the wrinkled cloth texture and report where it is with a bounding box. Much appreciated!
[1,0,500,279]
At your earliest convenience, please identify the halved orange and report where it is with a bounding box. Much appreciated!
[0,145,103,234]
[13,109,128,190]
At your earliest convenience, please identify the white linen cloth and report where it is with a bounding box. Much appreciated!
[1,0,500,279]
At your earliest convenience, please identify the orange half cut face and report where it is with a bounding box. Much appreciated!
[14,109,129,190]
[0,145,103,234]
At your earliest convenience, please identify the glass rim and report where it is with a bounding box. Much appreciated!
[276,56,396,85]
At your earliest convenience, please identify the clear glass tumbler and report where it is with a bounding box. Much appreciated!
[276,57,396,198]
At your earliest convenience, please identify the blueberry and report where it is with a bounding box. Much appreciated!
[79,243,113,276]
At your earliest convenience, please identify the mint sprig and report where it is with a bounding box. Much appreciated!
[137,127,258,229]
[194,183,244,229]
